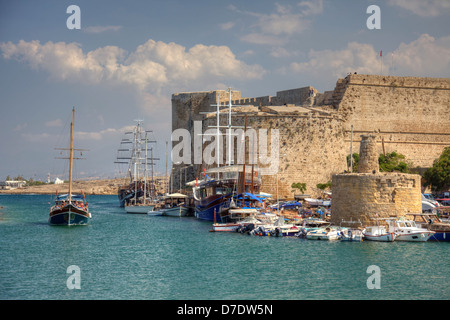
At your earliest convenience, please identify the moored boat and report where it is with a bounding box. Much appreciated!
[158,193,190,217]
[306,226,341,240]
[339,228,364,242]
[363,226,396,242]
[386,218,434,242]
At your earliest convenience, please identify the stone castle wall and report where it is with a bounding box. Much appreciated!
[171,74,450,198]
[201,109,347,198]
[336,74,450,168]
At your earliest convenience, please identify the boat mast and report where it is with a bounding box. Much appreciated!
[68,107,75,203]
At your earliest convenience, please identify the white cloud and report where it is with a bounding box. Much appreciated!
[392,34,450,76]
[0,39,266,100]
[291,42,379,79]
[233,1,323,45]
[290,34,450,85]
[220,21,235,30]
[45,119,63,127]
[387,0,450,17]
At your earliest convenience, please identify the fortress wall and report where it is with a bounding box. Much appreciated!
[232,86,315,107]
[202,111,347,198]
[336,74,450,167]
[171,75,450,198]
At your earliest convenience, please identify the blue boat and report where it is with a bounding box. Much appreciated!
[193,165,262,222]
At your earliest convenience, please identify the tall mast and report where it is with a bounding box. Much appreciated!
[68,107,75,203]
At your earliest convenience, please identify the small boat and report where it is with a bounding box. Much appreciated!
[158,193,190,217]
[386,218,435,242]
[212,222,240,232]
[339,228,364,242]
[363,226,396,242]
[339,219,364,241]
[306,226,340,240]
[49,108,91,226]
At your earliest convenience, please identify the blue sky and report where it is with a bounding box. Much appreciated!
[0,0,449,181]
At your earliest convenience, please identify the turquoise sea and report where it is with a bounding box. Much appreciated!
[0,194,448,300]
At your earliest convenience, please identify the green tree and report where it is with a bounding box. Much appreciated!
[423,147,450,192]
[291,182,307,194]
[316,181,332,190]
[348,151,410,173]
[379,152,410,173]
[346,153,359,172]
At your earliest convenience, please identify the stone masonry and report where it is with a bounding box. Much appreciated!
[331,134,422,226]
[171,74,450,199]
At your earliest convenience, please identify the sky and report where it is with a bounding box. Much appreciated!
[0,0,449,181]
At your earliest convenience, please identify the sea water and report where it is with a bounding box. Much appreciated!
[0,194,448,300]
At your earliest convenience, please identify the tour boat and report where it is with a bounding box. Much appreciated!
[49,108,91,226]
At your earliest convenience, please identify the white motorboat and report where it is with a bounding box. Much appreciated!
[363,226,396,242]
[339,228,364,242]
[306,226,340,240]
[386,218,435,242]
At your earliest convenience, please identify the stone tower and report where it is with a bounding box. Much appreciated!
[358,134,379,173]
[331,134,422,226]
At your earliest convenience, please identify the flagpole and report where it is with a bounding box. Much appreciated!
[380,50,383,75]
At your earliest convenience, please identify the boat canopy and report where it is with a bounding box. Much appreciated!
[165,193,188,198]
[233,192,266,202]
[56,194,85,201]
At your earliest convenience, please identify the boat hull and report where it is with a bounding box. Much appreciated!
[364,233,396,242]
[212,223,240,232]
[49,205,90,226]
[161,206,190,217]
[395,231,434,242]
[428,232,450,241]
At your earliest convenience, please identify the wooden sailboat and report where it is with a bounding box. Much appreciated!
[48,107,91,225]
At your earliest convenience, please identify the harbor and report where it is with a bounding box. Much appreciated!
[1,1,449,302]
[0,194,448,300]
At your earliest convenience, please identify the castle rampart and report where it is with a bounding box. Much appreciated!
[171,74,450,198]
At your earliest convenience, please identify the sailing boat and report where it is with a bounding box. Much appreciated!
[49,107,91,225]
[115,120,159,213]
[193,89,261,222]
